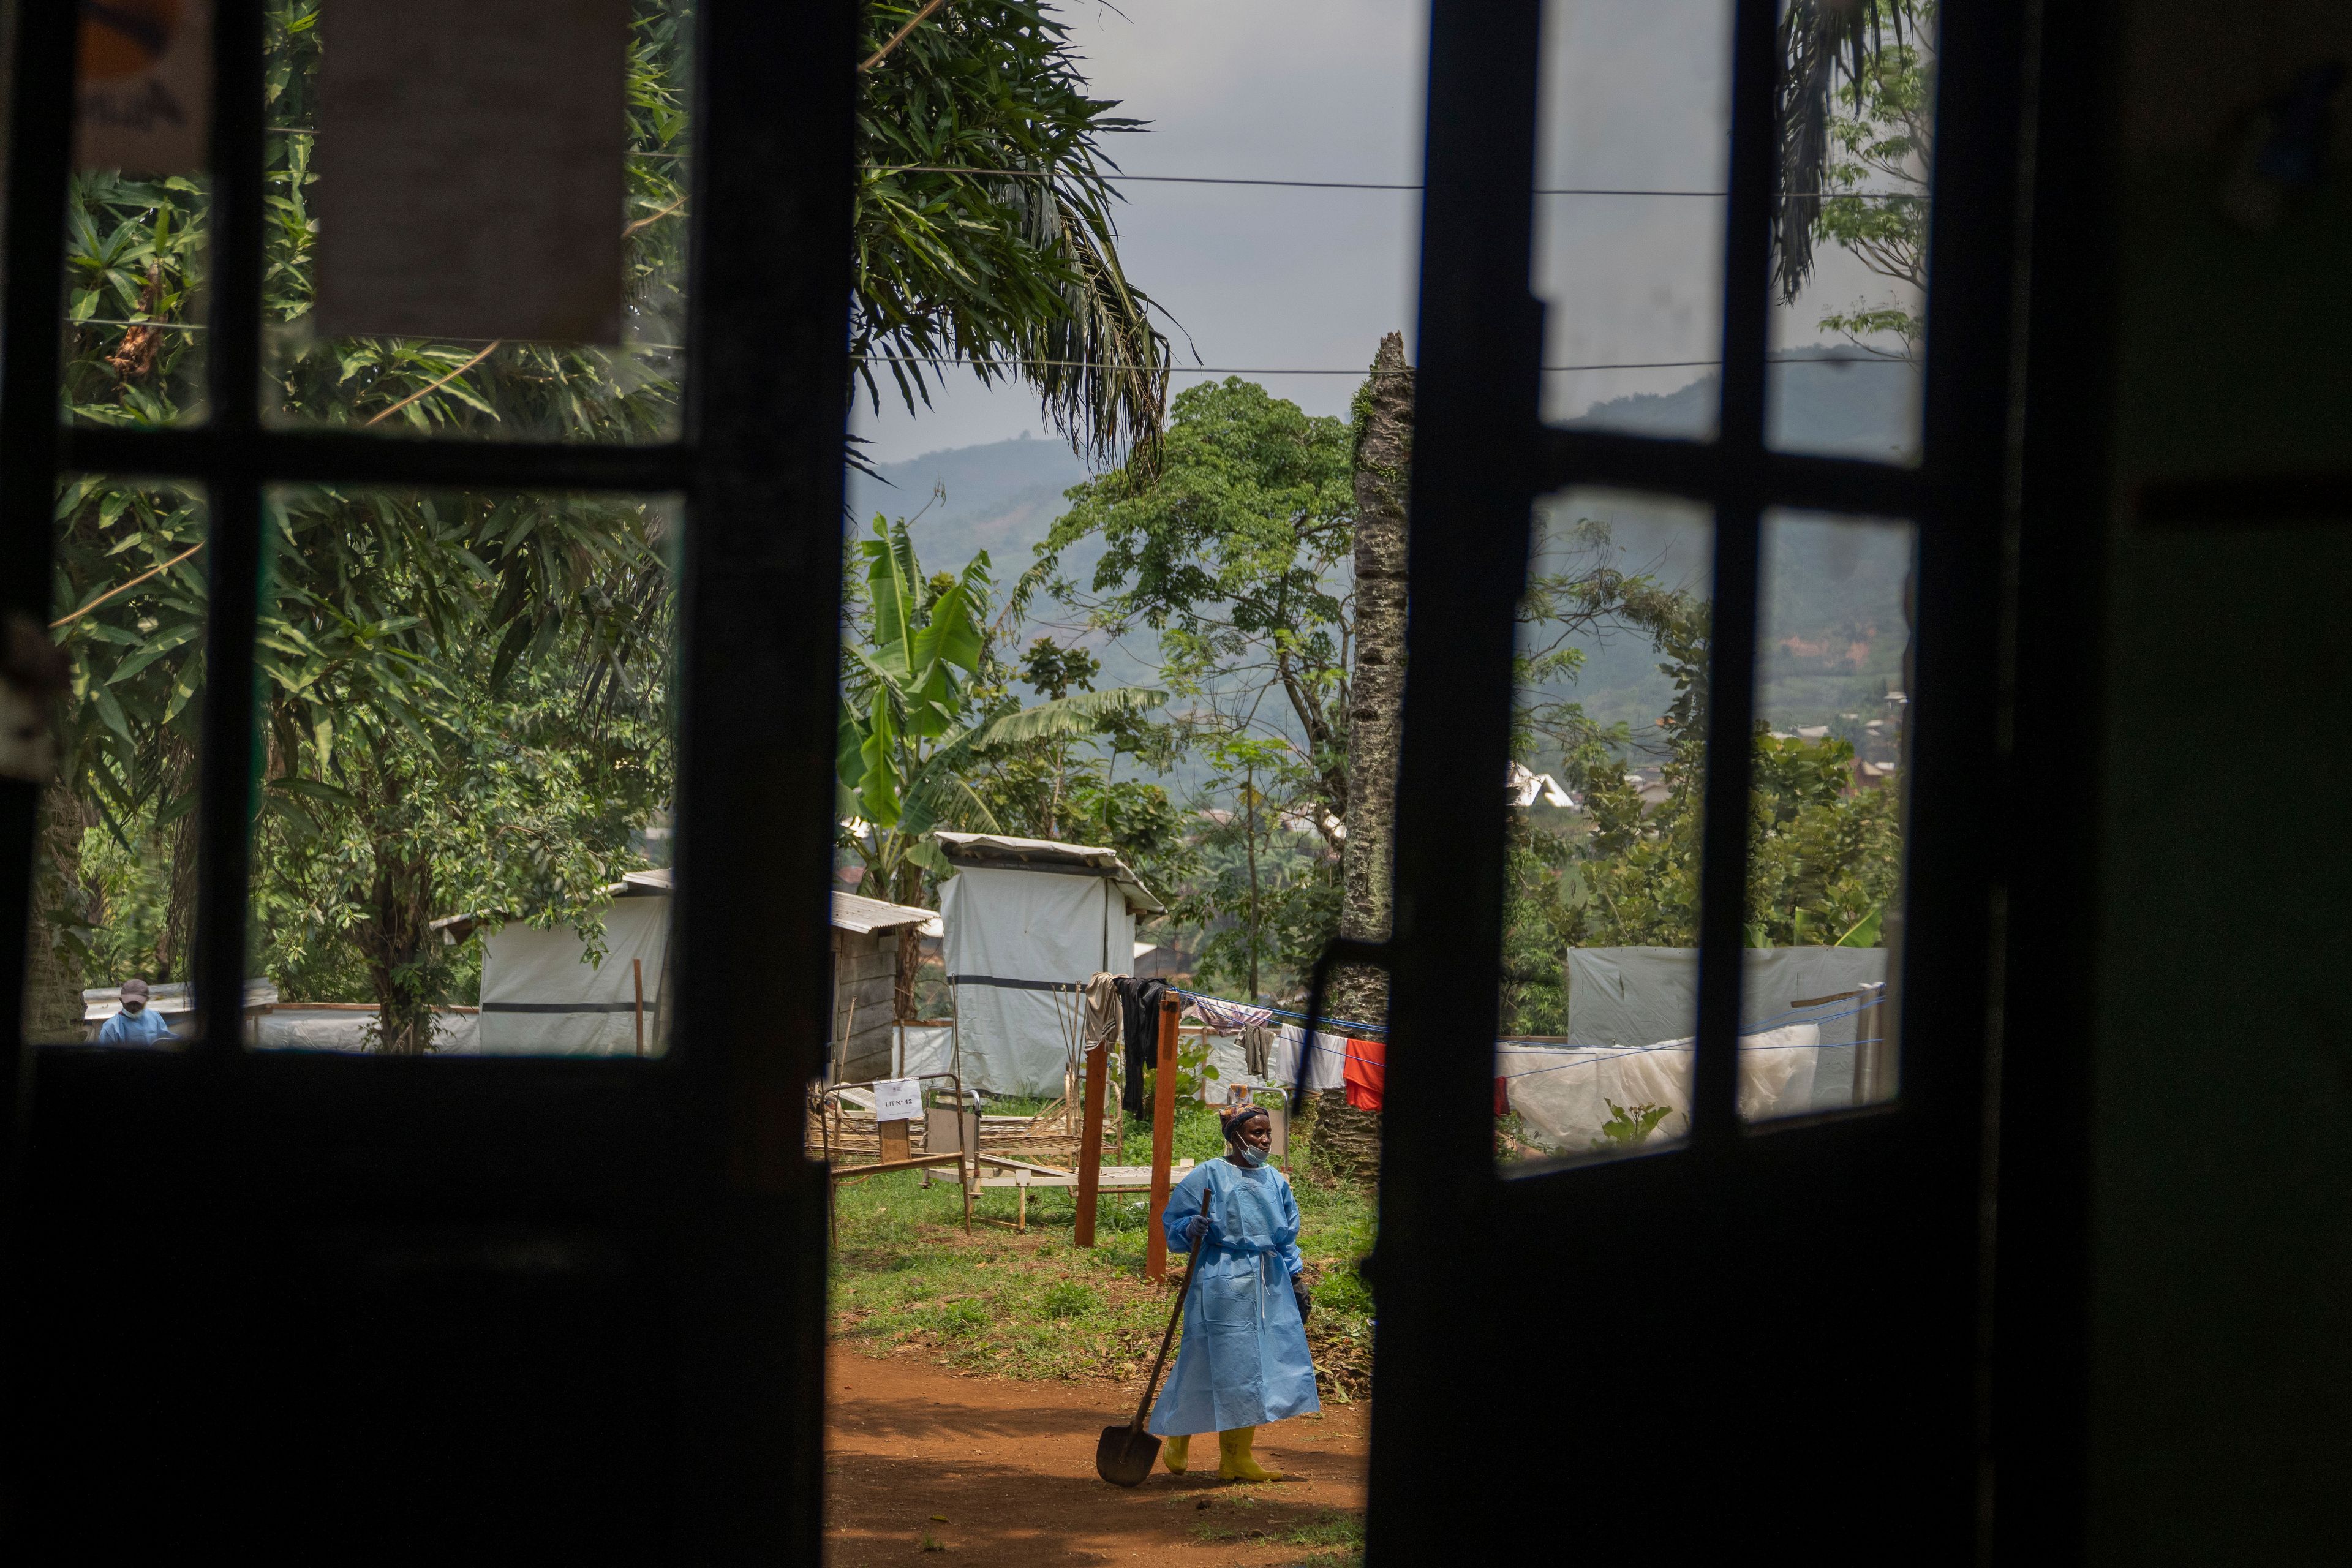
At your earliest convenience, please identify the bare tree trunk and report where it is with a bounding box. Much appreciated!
[155,734,199,982]
[21,779,91,1042]
[1330,331,1412,1028]
[1315,333,1412,1184]
[364,843,439,1054]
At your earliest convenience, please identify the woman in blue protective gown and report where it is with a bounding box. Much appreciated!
[1148,1102,1319,1481]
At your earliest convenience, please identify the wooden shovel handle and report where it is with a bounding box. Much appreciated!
[1131,1190,1207,1432]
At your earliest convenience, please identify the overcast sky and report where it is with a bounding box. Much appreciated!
[850,0,1910,465]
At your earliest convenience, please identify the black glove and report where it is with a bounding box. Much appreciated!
[1292,1273,1313,1321]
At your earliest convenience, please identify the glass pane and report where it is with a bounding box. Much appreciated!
[1499,489,1715,1167]
[23,478,211,1047]
[246,487,678,1056]
[1535,0,1733,438]
[1765,0,1937,462]
[1741,508,1914,1119]
[260,1,692,443]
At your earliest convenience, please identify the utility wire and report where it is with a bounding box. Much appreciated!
[252,127,1919,202]
[62,327,1920,376]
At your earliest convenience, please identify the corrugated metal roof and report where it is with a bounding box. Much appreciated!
[932,831,1164,914]
[831,890,941,936]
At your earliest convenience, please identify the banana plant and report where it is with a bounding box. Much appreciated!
[837,514,1164,909]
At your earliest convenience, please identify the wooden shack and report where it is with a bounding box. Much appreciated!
[829,890,939,1082]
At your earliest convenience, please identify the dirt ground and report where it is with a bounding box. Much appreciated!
[826,1346,1370,1566]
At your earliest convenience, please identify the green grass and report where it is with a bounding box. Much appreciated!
[829,1099,1376,1397]
[1192,1502,1367,1565]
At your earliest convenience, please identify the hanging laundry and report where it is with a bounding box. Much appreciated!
[1116,976,1169,1118]
[1267,1023,1348,1096]
[1342,1037,1385,1112]
[1189,995,1276,1035]
[1082,972,1123,1051]
[1240,1022,1275,1079]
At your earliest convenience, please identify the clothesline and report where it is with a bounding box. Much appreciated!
[1176,985,1882,1061]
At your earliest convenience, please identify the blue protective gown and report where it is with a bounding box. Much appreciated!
[97,1006,175,1048]
[1147,1156,1321,1436]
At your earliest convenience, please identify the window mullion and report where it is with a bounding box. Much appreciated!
[189,0,273,1053]
[1691,0,1782,1143]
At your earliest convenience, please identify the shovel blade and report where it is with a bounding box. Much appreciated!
[1095,1423,1161,1487]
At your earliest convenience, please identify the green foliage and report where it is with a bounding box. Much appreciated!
[1597,1099,1673,1150]
[837,515,1173,911]
[1031,379,1360,995]
[1500,579,1905,1035]
[854,0,1170,462]
[1040,1280,1095,1319]
[1808,0,1934,354]
[48,1,1169,1031]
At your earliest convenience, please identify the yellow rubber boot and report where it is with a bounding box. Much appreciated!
[1161,1433,1190,1474]
[1217,1426,1283,1483]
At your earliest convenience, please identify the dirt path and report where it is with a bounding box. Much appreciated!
[826,1346,1370,1566]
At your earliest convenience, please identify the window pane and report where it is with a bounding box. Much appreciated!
[24,478,212,1047]
[260,1,692,443]
[1741,508,1913,1119]
[1765,0,1936,462]
[1499,489,1714,1167]
[246,486,678,1056]
[1534,0,1733,439]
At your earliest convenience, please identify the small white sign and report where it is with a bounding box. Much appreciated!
[873,1077,921,1123]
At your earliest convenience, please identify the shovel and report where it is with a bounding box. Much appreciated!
[1095,1193,1208,1487]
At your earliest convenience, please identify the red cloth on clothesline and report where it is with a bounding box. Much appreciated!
[1343,1038,1385,1111]
[1338,1034,1512,1116]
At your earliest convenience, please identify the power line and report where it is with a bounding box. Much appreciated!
[861,163,1917,200]
[251,130,1918,200]
[64,326,1917,377]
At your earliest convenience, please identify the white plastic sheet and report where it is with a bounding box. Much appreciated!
[476,895,668,1055]
[1502,1024,1822,1153]
[941,864,1132,1095]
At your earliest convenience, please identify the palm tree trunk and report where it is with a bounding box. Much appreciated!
[1329,332,1412,1030]
[1315,333,1412,1185]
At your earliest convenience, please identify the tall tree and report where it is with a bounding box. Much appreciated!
[1034,378,1358,851]
[1773,0,1927,312]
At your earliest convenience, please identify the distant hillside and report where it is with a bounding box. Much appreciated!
[841,353,1920,782]
[845,432,1095,575]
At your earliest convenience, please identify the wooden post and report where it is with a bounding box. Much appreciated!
[1144,992,1179,1282]
[878,1118,911,1164]
[1074,1037,1108,1248]
[631,958,644,1057]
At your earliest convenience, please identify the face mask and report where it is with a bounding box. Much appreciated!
[1234,1144,1267,1168]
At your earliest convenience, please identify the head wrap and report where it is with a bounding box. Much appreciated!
[1221,1104,1271,1142]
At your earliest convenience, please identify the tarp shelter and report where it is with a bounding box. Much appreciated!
[936,831,1162,1096]
[447,872,940,1061]
[829,890,943,1082]
[1495,946,1893,1142]
[462,869,674,1055]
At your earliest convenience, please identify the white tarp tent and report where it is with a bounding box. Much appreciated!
[477,872,671,1055]
[937,832,1161,1096]
[1496,944,1892,1149]
[1564,945,1889,1055]
[1502,1023,1822,1152]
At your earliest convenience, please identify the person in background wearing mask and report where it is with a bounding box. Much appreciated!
[1148,1102,1317,1482]
[97,977,175,1047]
